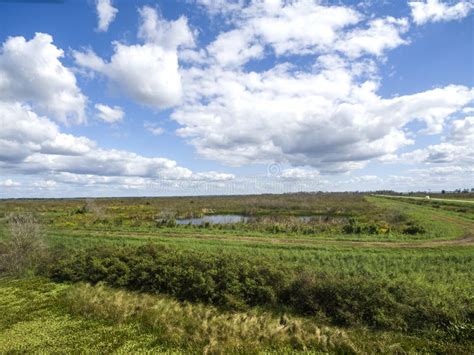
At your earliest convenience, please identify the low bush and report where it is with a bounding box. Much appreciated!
[402,223,426,235]
[46,244,286,310]
[342,218,388,235]
[282,271,470,335]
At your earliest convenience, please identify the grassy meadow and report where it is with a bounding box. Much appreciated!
[0,193,473,353]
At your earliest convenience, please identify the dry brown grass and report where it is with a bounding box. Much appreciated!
[64,282,358,354]
[0,213,44,275]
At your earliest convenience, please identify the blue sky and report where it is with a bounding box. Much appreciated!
[0,0,473,197]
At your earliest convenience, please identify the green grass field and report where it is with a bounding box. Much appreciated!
[0,193,473,353]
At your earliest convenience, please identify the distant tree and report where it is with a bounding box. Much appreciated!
[441,190,446,194]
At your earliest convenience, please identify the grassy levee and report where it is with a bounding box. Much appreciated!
[367,195,473,240]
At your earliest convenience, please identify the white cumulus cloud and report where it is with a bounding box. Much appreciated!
[96,0,118,32]
[280,168,320,180]
[95,103,124,123]
[0,102,94,163]
[400,116,474,166]
[169,0,471,174]
[0,101,233,185]
[138,6,195,49]
[197,0,410,67]
[144,122,165,136]
[74,6,193,109]
[173,56,472,172]
[335,17,410,58]
[0,179,20,187]
[0,33,86,124]
[409,0,473,25]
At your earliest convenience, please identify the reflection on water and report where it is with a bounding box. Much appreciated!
[176,215,249,225]
[175,214,346,225]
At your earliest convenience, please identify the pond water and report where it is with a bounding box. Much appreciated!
[174,214,346,225]
[175,215,249,225]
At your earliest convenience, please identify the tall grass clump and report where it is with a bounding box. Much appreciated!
[0,213,45,276]
[64,282,358,354]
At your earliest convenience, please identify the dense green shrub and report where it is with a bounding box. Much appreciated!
[403,223,426,235]
[342,218,382,235]
[281,271,469,334]
[46,244,286,309]
[72,205,87,215]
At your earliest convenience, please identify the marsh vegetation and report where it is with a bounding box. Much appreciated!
[0,193,473,353]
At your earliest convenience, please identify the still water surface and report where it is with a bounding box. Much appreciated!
[176,215,248,225]
[175,214,345,225]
